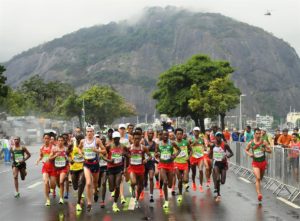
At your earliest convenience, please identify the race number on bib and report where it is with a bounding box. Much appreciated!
[193,146,203,158]
[112,154,122,164]
[131,154,142,165]
[178,151,187,158]
[161,153,171,161]
[214,151,224,161]
[73,154,84,163]
[84,148,96,160]
[99,159,107,167]
[55,156,66,168]
[254,149,264,158]
[15,153,24,163]
[42,154,49,163]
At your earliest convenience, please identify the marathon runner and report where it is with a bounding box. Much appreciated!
[36,133,57,206]
[156,130,181,209]
[69,134,85,211]
[127,131,151,208]
[49,135,70,204]
[245,128,271,202]
[144,128,157,204]
[103,131,127,212]
[10,136,31,198]
[174,128,191,202]
[78,126,106,212]
[210,132,233,202]
[189,127,207,192]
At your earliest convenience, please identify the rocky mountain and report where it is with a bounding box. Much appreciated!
[3,6,300,118]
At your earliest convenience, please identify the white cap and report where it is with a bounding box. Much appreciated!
[193,127,200,131]
[118,124,126,129]
[112,131,121,138]
[167,119,172,123]
[86,125,94,131]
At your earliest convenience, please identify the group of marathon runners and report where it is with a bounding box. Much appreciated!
[9,123,272,212]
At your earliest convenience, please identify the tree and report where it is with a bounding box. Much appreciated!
[0,65,8,99]
[61,85,136,128]
[189,75,240,130]
[153,54,234,131]
[20,75,75,115]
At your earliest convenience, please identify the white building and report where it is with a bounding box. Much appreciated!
[287,112,300,125]
[256,114,274,130]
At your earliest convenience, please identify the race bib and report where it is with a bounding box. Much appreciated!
[112,153,122,164]
[42,154,49,163]
[99,158,107,167]
[254,149,264,158]
[193,146,203,158]
[214,151,225,161]
[55,156,66,168]
[84,148,96,160]
[178,151,187,158]
[15,153,24,163]
[161,152,171,161]
[73,154,84,163]
[131,154,142,165]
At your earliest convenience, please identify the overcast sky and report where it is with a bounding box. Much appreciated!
[0,0,299,62]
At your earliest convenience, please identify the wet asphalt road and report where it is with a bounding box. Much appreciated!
[0,144,299,221]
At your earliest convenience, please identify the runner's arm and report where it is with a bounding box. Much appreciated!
[36,149,43,165]
[263,141,272,153]
[23,147,31,161]
[225,144,233,158]
[77,140,84,157]
[171,141,181,158]
[245,142,254,158]
[143,145,152,163]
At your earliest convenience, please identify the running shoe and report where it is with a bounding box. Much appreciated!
[177,195,183,202]
[121,196,126,204]
[76,203,82,211]
[199,185,204,193]
[140,191,145,200]
[59,198,64,205]
[81,193,85,198]
[206,182,210,188]
[135,200,140,209]
[258,194,263,202]
[14,192,20,198]
[64,193,69,199]
[215,195,221,202]
[100,201,105,208]
[163,201,169,209]
[192,182,197,191]
[111,191,115,197]
[45,199,50,207]
[112,203,120,212]
[150,196,154,203]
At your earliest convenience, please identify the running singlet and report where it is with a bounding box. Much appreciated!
[213,142,226,162]
[83,139,98,161]
[54,148,68,168]
[191,137,205,159]
[174,140,189,163]
[250,141,266,162]
[129,145,143,165]
[70,145,84,171]
[144,140,156,160]
[107,144,124,168]
[158,143,174,163]
[290,142,300,158]
[12,147,25,163]
[41,145,52,164]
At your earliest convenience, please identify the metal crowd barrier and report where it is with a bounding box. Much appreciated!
[228,142,300,203]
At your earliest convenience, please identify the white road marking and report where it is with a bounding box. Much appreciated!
[239,177,251,183]
[277,197,300,209]
[27,181,43,189]
[0,169,10,174]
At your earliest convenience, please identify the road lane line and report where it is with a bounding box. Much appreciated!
[27,181,43,189]
[0,169,10,174]
[239,177,251,183]
[277,197,300,209]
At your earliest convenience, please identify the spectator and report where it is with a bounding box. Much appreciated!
[231,128,240,142]
[223,128,231,142]
[261,129,270,144]
[239,130,245,142]
[244,125,254,143]
[273,129,281,145]
[293,127,299,139]
[278,128,292,148]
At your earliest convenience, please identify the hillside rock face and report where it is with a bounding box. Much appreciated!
[4,6,300,118]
